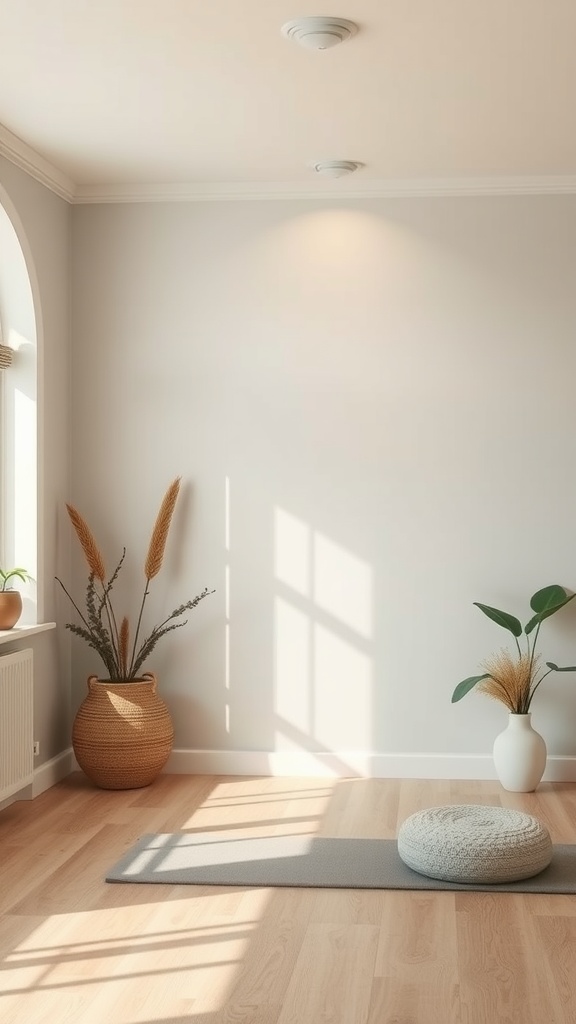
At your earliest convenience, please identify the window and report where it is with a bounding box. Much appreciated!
[0,198,38,624]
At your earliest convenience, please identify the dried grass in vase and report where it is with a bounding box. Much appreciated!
[56,477,213,681]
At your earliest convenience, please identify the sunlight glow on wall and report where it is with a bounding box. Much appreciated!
[274,507,310,596]
[224,477,231,732]
[313,623,372,749]
[273,505,374,753]
[225,475,230,552]
[313,532,373,639]
[274,596,311,742]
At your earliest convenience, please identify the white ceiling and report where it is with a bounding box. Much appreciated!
[1,0,575,200]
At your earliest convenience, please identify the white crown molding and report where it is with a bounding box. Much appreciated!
[0,123,75,202]
[2,125,576,206]
[74,175,576,204]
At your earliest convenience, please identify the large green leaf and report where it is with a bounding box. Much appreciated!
[525,590,575,634]
[530,585,572,614]
[451,674,492,703]
[473,602,522,637]
[545,662,576,673]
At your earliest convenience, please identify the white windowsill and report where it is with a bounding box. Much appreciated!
[0,622,57,646]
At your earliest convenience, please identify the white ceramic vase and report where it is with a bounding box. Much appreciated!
[492,712,547,792]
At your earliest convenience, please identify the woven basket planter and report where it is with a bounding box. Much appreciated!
[72,673,174,790]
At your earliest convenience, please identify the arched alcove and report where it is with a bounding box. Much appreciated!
[0,194,39,624]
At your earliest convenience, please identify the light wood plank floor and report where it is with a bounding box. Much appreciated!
[1,774,575,1024]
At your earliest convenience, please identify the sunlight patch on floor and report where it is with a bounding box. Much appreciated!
[1,902,268,1022]
[185,777,338,836]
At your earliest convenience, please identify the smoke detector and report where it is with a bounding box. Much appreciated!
[313,160,360,179]
[281,17,358,50]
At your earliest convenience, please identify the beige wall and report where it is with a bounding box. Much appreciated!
[69,195,576,774]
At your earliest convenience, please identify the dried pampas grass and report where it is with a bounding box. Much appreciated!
[118,616,130,678]
[66,504,106,582]
[144,477,181,581]
[479,650,538,714]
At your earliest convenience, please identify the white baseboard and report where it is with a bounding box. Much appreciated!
[540,756,576,782]
[0,749,74,810]
[32,748,75,797]
[164,749,576,781]
[31,747,576,789]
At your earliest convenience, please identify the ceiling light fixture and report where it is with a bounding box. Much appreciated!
[281,17,358,50]
[313,160,360,179]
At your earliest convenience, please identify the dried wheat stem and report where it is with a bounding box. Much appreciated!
[66,504,106,582]
[144,477,181,580]
[119,616,130,679]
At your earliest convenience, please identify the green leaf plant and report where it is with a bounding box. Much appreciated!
[451,585,576,713]
[0,568,31,592]
[55,478,214,681]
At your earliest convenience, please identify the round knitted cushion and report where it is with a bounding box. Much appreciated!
[397,805,552,884]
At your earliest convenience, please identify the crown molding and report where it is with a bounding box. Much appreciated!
[2,127,576,206]
[0,123,75,202]
[74,175,576,204]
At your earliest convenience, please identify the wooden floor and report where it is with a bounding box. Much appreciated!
[1,774,575,1024]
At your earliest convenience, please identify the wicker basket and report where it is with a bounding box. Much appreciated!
[72,673,174,790]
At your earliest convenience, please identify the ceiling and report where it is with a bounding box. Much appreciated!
[1,0,575,201]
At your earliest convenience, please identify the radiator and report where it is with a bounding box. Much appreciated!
[0,648,34,802]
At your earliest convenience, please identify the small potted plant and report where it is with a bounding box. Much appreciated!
[56,477,214,789]
[0,568,31,629]
[452,584,576,791]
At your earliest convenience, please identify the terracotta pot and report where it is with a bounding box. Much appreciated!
[0,590,23,629]
[72,672,174,790]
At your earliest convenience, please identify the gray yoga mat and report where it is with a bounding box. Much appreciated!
[106,832,576,893]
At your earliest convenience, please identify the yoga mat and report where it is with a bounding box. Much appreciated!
[106,832,576,893]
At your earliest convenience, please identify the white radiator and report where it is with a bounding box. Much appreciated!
[0,648,34,802]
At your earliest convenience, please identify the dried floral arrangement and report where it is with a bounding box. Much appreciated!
[451,585,576,713]
[56,478,213,681]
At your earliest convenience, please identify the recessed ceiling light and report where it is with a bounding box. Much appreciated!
[313,160,361,179]
[281,17,358,50]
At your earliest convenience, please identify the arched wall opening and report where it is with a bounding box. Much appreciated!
[0,194,39,624]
